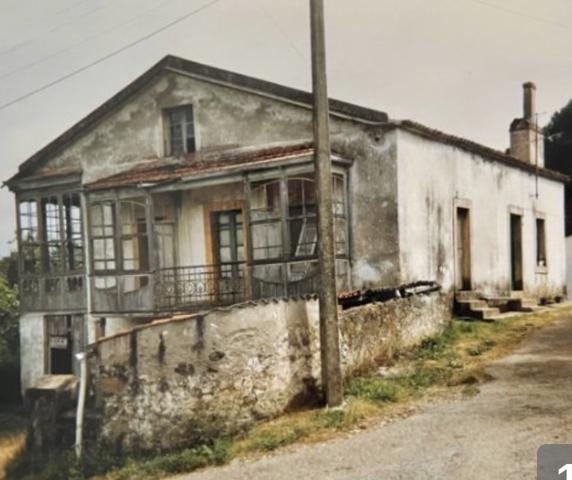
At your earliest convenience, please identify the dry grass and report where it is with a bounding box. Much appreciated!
[0,410,27,480]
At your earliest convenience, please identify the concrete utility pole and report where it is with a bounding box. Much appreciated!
[310,0,343,407]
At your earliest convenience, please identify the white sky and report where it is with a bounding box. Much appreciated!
[0,0,571,256]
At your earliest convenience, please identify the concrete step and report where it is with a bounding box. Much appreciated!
[457,299,487,312]
[472,307,502,321]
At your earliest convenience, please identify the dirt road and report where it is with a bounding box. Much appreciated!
[178,314,572,480]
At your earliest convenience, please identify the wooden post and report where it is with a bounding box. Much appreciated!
[310,0,343,407]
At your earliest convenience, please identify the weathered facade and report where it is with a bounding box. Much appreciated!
[6,56,567,394]
[90,289,448,452]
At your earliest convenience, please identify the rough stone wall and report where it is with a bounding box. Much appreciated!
[88,292,449,453]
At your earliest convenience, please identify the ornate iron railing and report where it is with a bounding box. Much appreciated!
[155,263,246,310]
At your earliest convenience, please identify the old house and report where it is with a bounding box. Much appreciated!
[6,56,566,395]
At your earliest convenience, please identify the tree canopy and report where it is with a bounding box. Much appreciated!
[545,99,572,235]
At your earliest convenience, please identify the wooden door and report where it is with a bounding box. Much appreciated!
[456,207,472,291]
[510,214,523,291]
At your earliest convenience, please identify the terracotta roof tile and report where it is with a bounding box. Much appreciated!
[86,143,315,190]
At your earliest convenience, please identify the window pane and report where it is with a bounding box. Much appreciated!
[251,181,281,221]
[219,229,231,246]
[169,106,195,155]
[219,246,232,263]
[252,222,282,260]
[335,217,347,256]
[63,194,83,271]
[19,200,38,242]
[289,217,317,257]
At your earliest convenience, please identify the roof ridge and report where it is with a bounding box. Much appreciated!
[6,55,387,187]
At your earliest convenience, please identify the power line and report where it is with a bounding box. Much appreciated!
[467,0,572,33]
[252,0,307,64]
[0,0,178,82]
[0,0,222,112]
[0,0,117,57]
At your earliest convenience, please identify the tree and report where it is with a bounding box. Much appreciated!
[0,259,20,403]
[545,99,572,235]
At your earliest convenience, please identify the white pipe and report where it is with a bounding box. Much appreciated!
[75,352,87,459]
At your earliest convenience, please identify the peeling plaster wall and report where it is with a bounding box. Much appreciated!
[396,129,566,298]
[25,69,398,288]
[89,292,448,453]
[20,314,45,393]
[34,71,318,184]
[332,128,400,289]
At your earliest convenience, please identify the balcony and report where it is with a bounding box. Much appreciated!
[155,263,246,310]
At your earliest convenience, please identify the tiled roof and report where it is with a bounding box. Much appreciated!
[85,143,316,190]
[389,120,568,183]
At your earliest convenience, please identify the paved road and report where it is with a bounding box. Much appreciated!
[179,315,572,480]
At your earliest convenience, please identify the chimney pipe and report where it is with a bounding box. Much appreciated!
[523,81,536,122]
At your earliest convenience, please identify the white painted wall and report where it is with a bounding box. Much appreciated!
[19,314,45,393]
[396,129,565,298]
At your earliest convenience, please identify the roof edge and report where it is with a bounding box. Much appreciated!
[8,55,388,183]
[389,119,569,183]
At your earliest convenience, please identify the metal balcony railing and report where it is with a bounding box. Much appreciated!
[154,262,246,310]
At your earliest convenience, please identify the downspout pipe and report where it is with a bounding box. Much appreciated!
[75,190,92,459]
[75,352,87,459]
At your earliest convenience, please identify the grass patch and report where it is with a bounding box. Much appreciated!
[22,305,572,480]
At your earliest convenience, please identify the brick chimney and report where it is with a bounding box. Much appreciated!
[509,82,544,167]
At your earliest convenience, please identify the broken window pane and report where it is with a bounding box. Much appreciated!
[288,177,317,258]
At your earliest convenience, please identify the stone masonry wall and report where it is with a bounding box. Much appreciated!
[88,291,450,453]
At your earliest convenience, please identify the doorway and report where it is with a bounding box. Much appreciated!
[510,214,523,291]
[456,207,472,291]
[214,210,245,302]
[46,315,73,374]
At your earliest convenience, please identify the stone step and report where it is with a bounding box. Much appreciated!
[472,307,501,321]
[457,299,488,311]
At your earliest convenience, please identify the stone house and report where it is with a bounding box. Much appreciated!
[6,55,567,393]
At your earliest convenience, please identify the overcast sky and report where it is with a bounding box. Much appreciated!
[0,0,571,256]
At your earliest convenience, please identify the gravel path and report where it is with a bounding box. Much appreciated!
[177,314,572,480]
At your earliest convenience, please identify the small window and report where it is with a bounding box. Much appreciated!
[166,106,196,156]
[536,218,547,268]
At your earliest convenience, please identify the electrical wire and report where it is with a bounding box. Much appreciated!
[467,0,572,33]
[0,0,222,112]
[0,0,117,57]
[253,0,307,63]
[0,0,178,82]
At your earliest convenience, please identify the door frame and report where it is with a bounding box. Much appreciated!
[509,209,524,291]
[453,198,473,292]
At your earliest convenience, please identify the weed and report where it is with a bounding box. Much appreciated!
[346,376,401,403]
[249,426,307,452]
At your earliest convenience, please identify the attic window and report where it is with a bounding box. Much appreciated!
[166,105,196,156]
